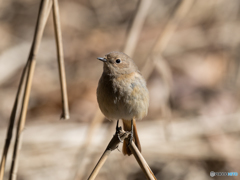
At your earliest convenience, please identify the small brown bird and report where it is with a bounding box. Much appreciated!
[97,51,149,156]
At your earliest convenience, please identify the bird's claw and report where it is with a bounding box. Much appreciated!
[115,126,122,135]
[129,132,133,143]
[128,119,134,145]
[117,133,123,143]
[128,131,134,146]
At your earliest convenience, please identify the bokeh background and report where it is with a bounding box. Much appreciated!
[0,0,240,179]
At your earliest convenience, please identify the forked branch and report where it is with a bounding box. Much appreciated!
[87,128,157,180]
[87,129,130,180]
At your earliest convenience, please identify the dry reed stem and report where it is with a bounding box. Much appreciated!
[123,0,152,57]
[83,122,116,179]
[9,0,52,180]
[87,128,156,180]
[143,0,195,81]
[52,0,70,120]
[153,0,195,54]
[73,109,105,180]
[0,61,29,180]
[84,110,105,148]
[141,56,155,80]
[140,0,195,127]
[9,60,36,180]
[128,139,157,180]
[87,129,130,180]
[153,56,173,119]
[87,150,111,180]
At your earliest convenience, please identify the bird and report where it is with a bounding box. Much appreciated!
[96,51,149,156]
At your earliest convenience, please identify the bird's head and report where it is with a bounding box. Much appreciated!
[97,51,138,76]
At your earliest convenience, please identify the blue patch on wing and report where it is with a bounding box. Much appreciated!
[130,82,136,89]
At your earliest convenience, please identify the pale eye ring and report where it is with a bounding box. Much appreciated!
[116,59,121,63]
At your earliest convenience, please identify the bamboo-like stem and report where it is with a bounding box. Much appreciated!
[123,0,152,57]
[73,110,104,180]
[0,61,29,180]
[140,0,195,121]
[70,109,104,180]
[9,1,52,180]
[152,0,195,54]
[143,0,195,81]
[87,128,156,180]
[87,130,130,180]
[52,0,70,119]
[87,150,110,180]
[9,60,36,180]
[128,139,157,180]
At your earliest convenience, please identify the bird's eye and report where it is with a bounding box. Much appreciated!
[116,59,121,63]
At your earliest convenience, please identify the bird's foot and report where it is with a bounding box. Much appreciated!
[115,120,123,142]
[115,119,121,134]
[128,119,134,145]
[128,131,134,146]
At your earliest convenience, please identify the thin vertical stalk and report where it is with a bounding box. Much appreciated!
[9,0,52,179]
[9,60,36,180]
[123,0,152,57]
[0,60,29,180]
[141,0,195,80]
[152,0,195,54]
[52,0,69,119]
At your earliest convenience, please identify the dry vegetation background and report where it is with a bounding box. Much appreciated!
[0,0,240,180]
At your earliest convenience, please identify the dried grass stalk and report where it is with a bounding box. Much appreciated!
[0,61,29,180]
[73,110,105,180]
[9,0,53,179]
[123,0,152,57]
[52,0,70,119]
[128,138,157,180]
[87,129,130,180]
[87,128,156,180]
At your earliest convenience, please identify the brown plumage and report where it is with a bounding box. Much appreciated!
[97,51,149,155]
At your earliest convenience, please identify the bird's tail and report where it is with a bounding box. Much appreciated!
[122,119,141,156]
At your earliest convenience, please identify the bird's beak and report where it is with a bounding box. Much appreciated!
[97,57,107,62]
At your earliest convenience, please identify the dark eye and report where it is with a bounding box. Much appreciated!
[116,59,121,63]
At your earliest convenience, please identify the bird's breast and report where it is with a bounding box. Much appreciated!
[97,72,149,120]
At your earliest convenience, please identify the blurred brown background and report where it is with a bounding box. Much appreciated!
[0,0,240,179]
